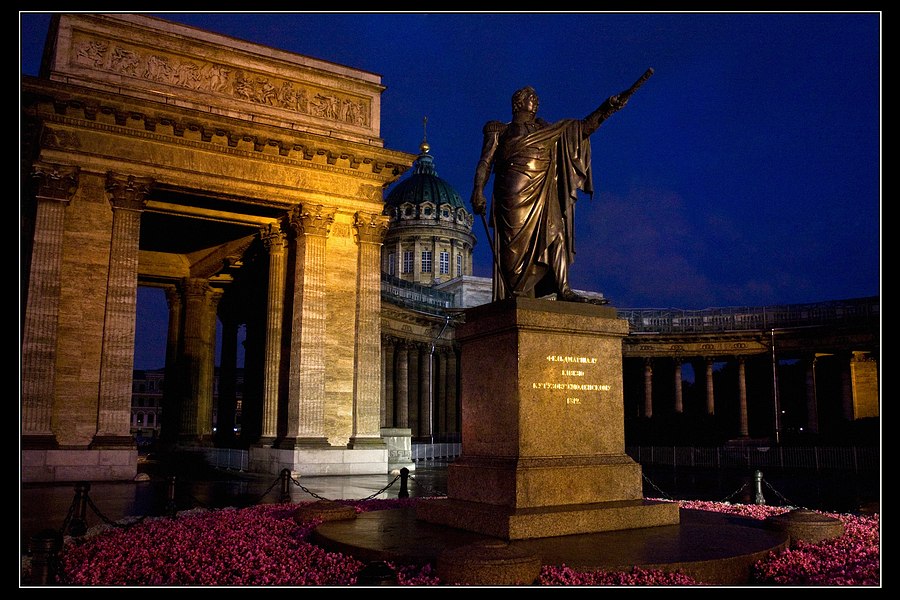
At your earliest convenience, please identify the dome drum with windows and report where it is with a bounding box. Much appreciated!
[383,126,476,287]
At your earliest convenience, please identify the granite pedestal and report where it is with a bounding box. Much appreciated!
[416,297,679,539]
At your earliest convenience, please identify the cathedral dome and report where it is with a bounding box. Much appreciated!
[385,142,468,217]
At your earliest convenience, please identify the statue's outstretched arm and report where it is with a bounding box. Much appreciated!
[582,68,654,137]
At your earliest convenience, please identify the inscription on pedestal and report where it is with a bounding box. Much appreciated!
[532,354,612,406]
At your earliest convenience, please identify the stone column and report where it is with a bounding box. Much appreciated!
[408,345,420,436]
[215,297,240,447]
[202,288,223,442]
[673,358,683,413]
[738,357,749,437]
[395,343,409,428]
[241,313,265,444]
[21,163,78,448]
[705,358,716,416]
[419,344,433,439]
[92,173,153,448]
[431,235,438,283]
[643,358,653,418]
[446,348,459,433]
[259,222,287,444]
[437,349,448,435]
[805,355,820,434]
[849,351,879,419]
[283,204,335,447]
[179,278,221,444]
[383,338,395,427]
[349,211,390,448]
[840,355,854,422]
[159,285,183,446]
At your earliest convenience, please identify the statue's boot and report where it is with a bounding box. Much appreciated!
[557,287,609,305]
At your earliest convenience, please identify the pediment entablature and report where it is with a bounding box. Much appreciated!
[45,14,385,144]
[23,81,411,179]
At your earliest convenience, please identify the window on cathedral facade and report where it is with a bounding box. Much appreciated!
[421,250,432,273]
[439,251,449,275]
[402,251,413,274]
[457,253,463,276]
[387,252,396,276]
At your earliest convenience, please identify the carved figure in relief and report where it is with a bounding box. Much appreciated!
[110,46,140,75]
[75,40,109,67]
[144,55,173,81]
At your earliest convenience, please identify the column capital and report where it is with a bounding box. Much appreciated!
[183,277,212,297]
[31,162,78,203]
[105,172,153,211]
[354,211,390,244]
[260,221,287,251]
[290,204,336,237]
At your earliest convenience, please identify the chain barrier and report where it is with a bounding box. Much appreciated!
[407,473,447,497]
[236,469,405,506]
[763,479,800,508]
[720,482,751,503]
[246,475,286,505]
[640,471,800,508]
[57,482,149,539]
[641,473,674,500]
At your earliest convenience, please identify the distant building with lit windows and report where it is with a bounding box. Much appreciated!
[131,368,244,445]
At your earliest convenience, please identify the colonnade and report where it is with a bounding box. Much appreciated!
[381,337,460,440]
[628,350,879,439]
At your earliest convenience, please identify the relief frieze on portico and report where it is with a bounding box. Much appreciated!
[71,31,372,130]
[41,127,82,151]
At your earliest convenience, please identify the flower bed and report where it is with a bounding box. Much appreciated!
[26,498,878,586]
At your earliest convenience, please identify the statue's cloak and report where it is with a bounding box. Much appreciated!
[490,118,593,300]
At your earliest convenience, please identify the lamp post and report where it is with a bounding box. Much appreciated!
[770,328,781,445]
[429,314,452,446]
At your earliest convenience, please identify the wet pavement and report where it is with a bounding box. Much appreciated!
[20,457,450,555]
[20,456,879,558]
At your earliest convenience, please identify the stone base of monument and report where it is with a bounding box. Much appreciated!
[311,298,787,584]
[436,540,542,585]
[416,496,680,540]
[765,508,845,546]
[416,298,680,539]
[312,506,789,585]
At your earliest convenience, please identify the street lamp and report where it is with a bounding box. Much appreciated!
[429,314,452,446]
[770,328,781,445]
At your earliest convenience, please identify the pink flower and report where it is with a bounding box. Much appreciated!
[44,499,877,586]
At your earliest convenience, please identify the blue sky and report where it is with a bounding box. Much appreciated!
[20,12,881,367]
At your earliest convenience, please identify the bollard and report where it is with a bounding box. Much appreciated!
[67,482,90,537]
[754,469,766,505]
[29,529,62,585]
[280,468,292,503]
[166,476,178,518]
[398,467,409,498]
[355,561,397,586]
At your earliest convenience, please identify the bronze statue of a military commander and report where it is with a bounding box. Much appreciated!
[471,69,653,305]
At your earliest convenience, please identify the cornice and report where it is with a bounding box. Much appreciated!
[22,77,414,181]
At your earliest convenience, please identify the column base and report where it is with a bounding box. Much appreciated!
[276,437,331,449]
[21,434,59,450]
[255,436,278,448]
[347,436,387,449]
[89,435,136,450]
[175,435,215,447]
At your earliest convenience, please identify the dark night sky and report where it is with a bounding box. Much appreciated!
[20,12,881,370]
